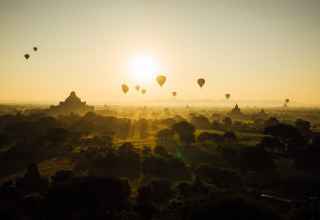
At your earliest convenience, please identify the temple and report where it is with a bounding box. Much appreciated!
[228,104,244,118]
[48,91,94,116]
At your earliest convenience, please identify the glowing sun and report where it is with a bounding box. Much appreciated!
[130,55,158,84]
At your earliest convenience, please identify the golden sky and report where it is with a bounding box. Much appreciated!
[1,0,320,106]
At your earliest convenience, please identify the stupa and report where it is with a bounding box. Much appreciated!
[228,104,244,118]
[48,91,94,116]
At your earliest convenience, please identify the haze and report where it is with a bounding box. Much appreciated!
[1,0,320,106]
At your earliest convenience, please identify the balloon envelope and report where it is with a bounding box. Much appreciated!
[172,91,177,97]
[285,98,290,103]
[197,78,205,88]
[135,85,140,91]
[225,93,231,99]
[121,84,129,94]
[33,47,38,52]
[156,75,166,87]
[141,89,146,94]
[24,54,30,60]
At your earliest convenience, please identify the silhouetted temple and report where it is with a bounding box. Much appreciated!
[228,104,244,117]
[48,91,94,116]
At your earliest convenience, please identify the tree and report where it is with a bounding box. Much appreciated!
[142,145,152,156]
[142,156,168,178]
[0,133,10,149]
[264,123,307,153]
[223,117,233,130]
[118,142,135,154]
[153,145,169,157]
[211,120,223,130]
[223,131,237,144]
[156,128,176,151]
[258,136,285,152]
[137,179,173,204]
[294,134,320,172]
[197,132,223,143]
[171,121,195,145]
[187,196,281,220]
[88,142,141,179]
[45,127,70,144]
[117,143,141,179]
[190,115,211,129]
[295,118,311,136]
[312,134,320,147]
[136,118,149,139]
[264,117,279,129]
[195,164,241,188]
[46,177,130,218]
[239,147,276,172]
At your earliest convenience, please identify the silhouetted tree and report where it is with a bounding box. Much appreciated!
[294,134,320,172]
[142,145,152,156]
[137,179,173,205]
[52,169,73,182]
[264,117,279,129]
[264,123,307,153]
[153,145,169,157]
[311,134,320,146]
[45,127,70,144]
[258,136,285,152]
[239,147,276,173]
[160,118,177,127]
[187,196,281,220]
[136,184,158,220]
[46,177,130,219]
[191,115,211,129]
[223,117,233,130]
[0,133,10,149]
[142,155,190,181]
[16,163,49,194]
[136,118,149,139]
[195,164,242,189]
[171,121,195,145]
[197,132,223,143]
[166,156,191,181]
[295,118,311,136]
[223,131,237,144]
[156,128,176,151]
[142,156,168,179]
[211,120,223,130]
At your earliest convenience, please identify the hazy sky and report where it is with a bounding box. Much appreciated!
[1,0,320,106]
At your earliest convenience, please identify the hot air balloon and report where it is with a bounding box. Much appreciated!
[141,89,146,94]
[197,78,205,88]
[284,98,290,107]
[283,98,290,107]
[135,85,140,91]
[172,91,177,97]
[225,93,231,100]
[33,47,38,52]
[121,84,129,94]
[24,54,30,60]
[156,75,166,87]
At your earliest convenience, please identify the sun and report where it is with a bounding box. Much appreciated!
[130,55,158,84]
